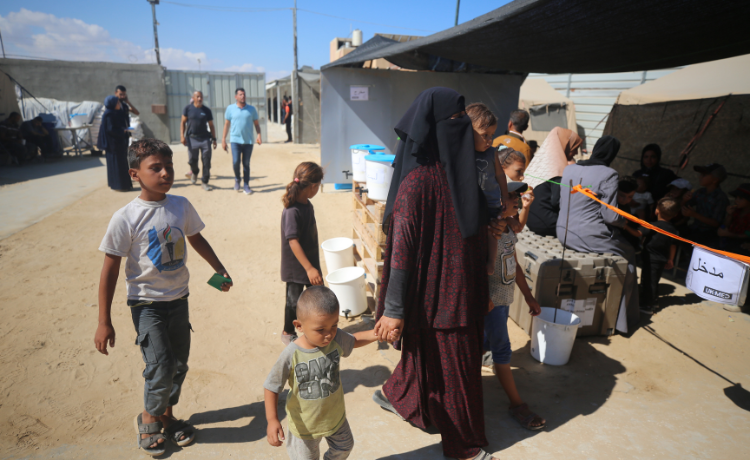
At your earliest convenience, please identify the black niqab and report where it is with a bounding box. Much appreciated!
[383,87,486,238]
[577,135,621,167]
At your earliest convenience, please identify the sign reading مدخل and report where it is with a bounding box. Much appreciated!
[685,247,749,306]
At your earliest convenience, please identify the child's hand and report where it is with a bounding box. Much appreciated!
[220,271,233,292]
[664,260,674,270]
[507,217,523,234]
[489,217,508,239]
[387,329,400,343]
[526,298,541,317]
[521,187,535,207]
[94,322,116,355]
[307,267,323,285]
[266,419,285,447]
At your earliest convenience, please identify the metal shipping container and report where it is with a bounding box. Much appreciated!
[165,70,267,144]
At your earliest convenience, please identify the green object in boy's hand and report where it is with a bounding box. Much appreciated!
[207,273,232,291]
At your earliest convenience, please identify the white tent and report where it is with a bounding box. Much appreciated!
[615,54,750,105]
[605,54,750,193]
[518,78,578,147]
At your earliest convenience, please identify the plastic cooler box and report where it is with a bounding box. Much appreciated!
[508,232,628,337]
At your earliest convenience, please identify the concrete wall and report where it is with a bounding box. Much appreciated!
[0,59,169,142]
[321,67,525,184]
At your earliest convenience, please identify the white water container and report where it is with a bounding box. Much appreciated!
[530,307,580,366]
[364,154,395,201]
[321,237,354,274]
[350,144,385,181]
[326,267,367,317]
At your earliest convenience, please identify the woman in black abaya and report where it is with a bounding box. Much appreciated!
[98,95,132,191]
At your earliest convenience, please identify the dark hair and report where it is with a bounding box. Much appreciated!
[497,148,526,169]
[657,197,680,220]
[282,162,324,208]
[235,87,245,95]
[297,286,339,317]
[465,102,497,130]
[509,110,530,131]
[128,139,173,169]
[33,116,43,122]
[9,111,20,119]
[641,143,662,168]
[115,85,127,93]
[618,176,638,193]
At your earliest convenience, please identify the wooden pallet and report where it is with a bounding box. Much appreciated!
[352,180,386,304]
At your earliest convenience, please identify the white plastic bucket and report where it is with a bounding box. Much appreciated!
[530,307,580,366]
[364,154,395,202]
[350,144,385,181]
[321,237,354,274]
[326,267,367,317]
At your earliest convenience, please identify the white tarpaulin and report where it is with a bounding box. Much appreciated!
[686,247,749,306]
[16,94,103,148]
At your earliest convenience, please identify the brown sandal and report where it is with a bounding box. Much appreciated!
[509,403,546,430]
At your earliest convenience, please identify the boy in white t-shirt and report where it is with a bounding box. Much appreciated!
[94,139,232,456]
[631,171,655,220]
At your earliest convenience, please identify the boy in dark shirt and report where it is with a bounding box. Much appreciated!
[639,197,681,312]
[682,163,729,248]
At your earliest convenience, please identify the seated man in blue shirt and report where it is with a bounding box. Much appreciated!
[221,88,262,195]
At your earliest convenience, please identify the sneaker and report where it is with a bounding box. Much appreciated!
[244,184,254,195]
[234,179,240,192]
[190,173,197,185]
[202,183,212,191]
[184,171,192,179]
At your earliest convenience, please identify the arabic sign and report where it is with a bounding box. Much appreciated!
[686,247,749,305]
[350,86,369,101]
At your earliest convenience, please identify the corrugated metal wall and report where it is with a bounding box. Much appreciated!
[165,70,266,144]
[532,70,677,150]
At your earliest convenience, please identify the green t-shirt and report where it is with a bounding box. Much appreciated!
[264,330,356,439]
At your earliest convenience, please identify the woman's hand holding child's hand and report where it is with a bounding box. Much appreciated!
[508,217,523,234]
[266,419,285,447]
[307,267,323,285]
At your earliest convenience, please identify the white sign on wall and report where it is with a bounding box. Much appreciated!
[350,86,369,101]
[685,246,749,305]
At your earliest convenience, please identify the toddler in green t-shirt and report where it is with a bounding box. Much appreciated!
[264,286,392,459]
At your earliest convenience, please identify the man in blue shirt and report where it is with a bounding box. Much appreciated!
[222,88,262,194]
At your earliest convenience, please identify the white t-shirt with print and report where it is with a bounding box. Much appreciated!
[632,191,654,212]
[99,195,205,302]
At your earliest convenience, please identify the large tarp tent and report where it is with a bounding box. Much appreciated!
[324,0,750,74]
[518,78,577,147]
[605,54,750,193]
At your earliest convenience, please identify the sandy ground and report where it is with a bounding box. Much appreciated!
[1,123,749,459]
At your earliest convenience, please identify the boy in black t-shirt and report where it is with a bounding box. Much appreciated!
[639,197,681,312]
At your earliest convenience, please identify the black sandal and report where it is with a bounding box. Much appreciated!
[163,418,196,447]
[134,414,166,457]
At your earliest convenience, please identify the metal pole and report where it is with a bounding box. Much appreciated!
[292,1,299,143]
[0,26,6,58]
[555,179,576,324]
[149,1,162,65]
[276,85,281,124]
[454,0,461,26]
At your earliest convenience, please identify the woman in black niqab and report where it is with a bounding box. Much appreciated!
[384,87,487,238]
[374,87,495,460]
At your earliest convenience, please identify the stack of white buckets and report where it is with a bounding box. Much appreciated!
[320,144,397,318]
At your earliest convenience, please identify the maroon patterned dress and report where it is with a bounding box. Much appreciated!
[377,162,489,458]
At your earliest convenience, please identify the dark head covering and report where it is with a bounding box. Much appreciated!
[384,87,486,238]
[578,135,621,167]
[97,96,121,151]
[640,143,662,169]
